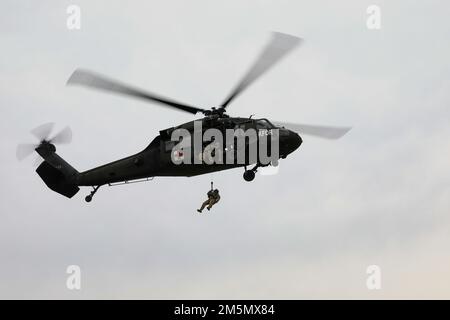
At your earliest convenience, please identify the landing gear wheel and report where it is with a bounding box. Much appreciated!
[243,170,255,182]
[85,185,100,203]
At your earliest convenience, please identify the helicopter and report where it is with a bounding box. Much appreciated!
[16,32,351,202]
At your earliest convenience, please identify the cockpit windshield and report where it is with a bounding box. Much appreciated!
[256,119,275,129]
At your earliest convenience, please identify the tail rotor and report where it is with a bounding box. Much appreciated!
[16,123,73,162]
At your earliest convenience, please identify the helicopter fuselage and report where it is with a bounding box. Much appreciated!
[74,116,302,186]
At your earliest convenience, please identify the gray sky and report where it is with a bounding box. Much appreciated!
[1,0,449,299]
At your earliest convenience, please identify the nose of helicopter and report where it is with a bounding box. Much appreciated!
[280,129,302,157]
[288,130,302,152]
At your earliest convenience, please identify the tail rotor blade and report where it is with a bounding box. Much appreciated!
[16,143,37,161]
[30,122,54,142]
[32,155,43,168]
[17,123,73,164]
[50,126,72,144]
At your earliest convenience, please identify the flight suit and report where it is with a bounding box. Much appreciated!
[198,189,220,212]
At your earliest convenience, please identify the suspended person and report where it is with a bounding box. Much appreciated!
[197,182,220,213]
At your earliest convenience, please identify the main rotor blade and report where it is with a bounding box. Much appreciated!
[274,121,351,139]
[50,126,72,144]
[67,69,207,115]
[30,122,54,141]
[16,143,37,161]
[221,32,302,108]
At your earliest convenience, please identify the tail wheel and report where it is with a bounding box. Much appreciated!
[85,186,100,203]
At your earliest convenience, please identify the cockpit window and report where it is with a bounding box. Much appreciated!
[235,121,253,131]
[256,119,274,129]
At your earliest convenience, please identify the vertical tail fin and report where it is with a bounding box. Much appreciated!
[16,123,79,199]
[36,144,80,198]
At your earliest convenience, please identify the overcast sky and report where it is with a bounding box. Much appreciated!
[1,0,450,299]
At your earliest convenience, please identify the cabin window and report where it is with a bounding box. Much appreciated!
[235,121,254,131]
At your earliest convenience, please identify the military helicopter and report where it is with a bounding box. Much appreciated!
[16,32,350,202]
